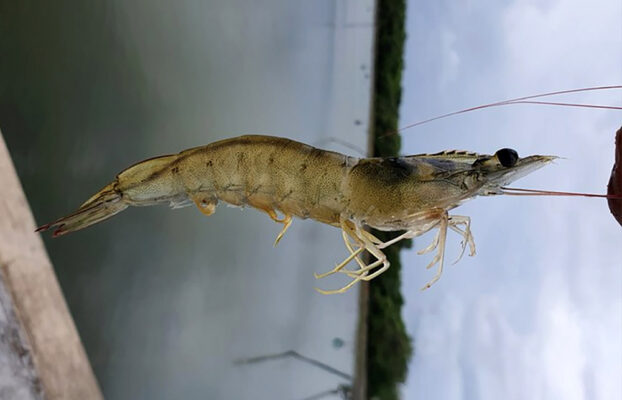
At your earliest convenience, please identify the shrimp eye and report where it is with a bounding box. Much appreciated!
[495,148,518,167]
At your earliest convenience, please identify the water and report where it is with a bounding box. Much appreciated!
[0,1,375,398]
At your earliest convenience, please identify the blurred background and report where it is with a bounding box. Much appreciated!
[1,1,375,399]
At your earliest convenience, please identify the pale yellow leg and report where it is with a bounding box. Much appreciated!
[338,222,372,276]
[314,274,366,295]
[418,230,440,255]
[334,225,403,281]
[421,212,449,291]
[314,220,372,294]
[346,258,386,281]
[340,230,369,278]
[321,241,388,290]
[345,229,389,281]
[375,229,416,249]
[340,245,385,277]
[273,215,292,247]
[262,209,293,247]
[360,230,383,245]
[314,220,366,278]
[343,231,365,267]
[313,246,365,279]
[343,228,417,278]
[315,212,472,293]
[447,215,476,264]
[315,222,392,294]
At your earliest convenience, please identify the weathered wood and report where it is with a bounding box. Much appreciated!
[0,131,103,400]
[0,271,42,400]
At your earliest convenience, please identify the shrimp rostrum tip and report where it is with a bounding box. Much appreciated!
[36,135,555,293]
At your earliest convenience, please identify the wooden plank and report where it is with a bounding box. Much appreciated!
[0,271,42,400]
[0,130,103,400]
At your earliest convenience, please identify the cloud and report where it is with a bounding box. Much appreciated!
[438,28,460,89]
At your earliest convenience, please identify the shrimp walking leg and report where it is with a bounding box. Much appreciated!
[343,226,426,278]
[313,247,365,282]
[337,222,386,277]
[314,222,389,294]
[376,230,416,249]
[447,215,476,264]
[341,231,365,270]
[341,228,412,279]
[315,223,392,294]
[418,230,441,255]
[313,221,366,280]
[335,233,374,282]
[334,224,386,276]
[416,216,475,264]
[333,213,476,291]
[327,224,373,279]
[418,214,476,290]
[421,212,449,290]
[352,231,390,281]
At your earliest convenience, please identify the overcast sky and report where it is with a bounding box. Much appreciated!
[398,0,621,399]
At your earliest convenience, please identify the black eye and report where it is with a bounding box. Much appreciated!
[495,148,518,167]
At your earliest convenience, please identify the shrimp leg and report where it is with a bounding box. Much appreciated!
[447,215,476,264]
[415,216,475,263]
[191,194,217,216]
[313,247,366,282]
[335,213,474,290]
[314,220,366,280]
[418,230,441,255]
[341,225,420,278]
[341,229,406,280]
[262,209,293,246]
[315,223,391,294]
[316,220,377,278]
[352,229,390,281]
[335,211,454,290]
[421,212,449,290]
[341,230,368,271]
[273,216,292,246]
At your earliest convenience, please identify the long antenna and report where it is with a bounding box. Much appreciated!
[391,85,622,134]
[501,187,622,199]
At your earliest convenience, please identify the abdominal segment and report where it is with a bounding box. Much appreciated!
[175,135,356,226]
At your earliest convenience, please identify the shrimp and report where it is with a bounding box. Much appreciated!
[36,135,555,293]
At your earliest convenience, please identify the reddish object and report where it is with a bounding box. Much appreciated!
[607,126,622,226]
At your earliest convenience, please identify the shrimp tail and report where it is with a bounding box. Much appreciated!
[36,181,128,237]
[37,153,185,237]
